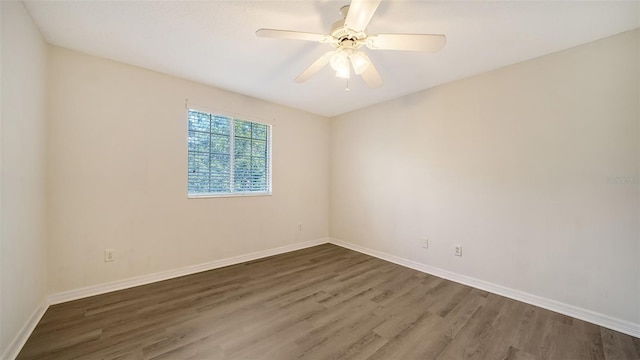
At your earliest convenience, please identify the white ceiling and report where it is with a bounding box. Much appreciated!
[24,1,639,117]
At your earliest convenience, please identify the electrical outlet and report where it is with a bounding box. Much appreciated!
[298,223,303,231]
[454,245,462,257]
[421,238,429,249]
[105,249,115,262]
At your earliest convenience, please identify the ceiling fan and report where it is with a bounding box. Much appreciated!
[256,0,446,88]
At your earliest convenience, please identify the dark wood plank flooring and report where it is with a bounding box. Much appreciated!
[17,244,640,359]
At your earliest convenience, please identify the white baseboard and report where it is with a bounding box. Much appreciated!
[1,299,48,360]
[2,238,329,360]
[49,238,329,305]
[329,238,640,338]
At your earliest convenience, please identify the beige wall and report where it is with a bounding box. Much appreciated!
[330,30,640,325]
[47,47,329,294]
[1,1,49,354]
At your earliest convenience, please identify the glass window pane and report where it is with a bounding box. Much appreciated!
[188,110,210,132]
[188,152,210,193]
[210,154,230,192]
[234,120,252,138]
[252,123,268,140]
[234,138,251,157]
[251,140,267,157]
[211,134,230,154]
[210,154,230,175]
[250,159,268,191]
[189,152,210,173]
[212,116,231,135]
[188,131,210,153]
[251,158,267,173]
[234,157,251,191]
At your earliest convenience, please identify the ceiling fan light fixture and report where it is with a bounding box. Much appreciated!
[349,52,369,75]
[330,49,351,78]
[335,59,351,79]
[329,50,349,72]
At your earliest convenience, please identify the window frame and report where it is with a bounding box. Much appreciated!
[187,109,273,199]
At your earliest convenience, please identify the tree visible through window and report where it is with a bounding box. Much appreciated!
[188,109,271,196]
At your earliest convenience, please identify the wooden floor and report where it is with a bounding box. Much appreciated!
[18,244,640,360]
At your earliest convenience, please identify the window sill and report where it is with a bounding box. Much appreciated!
[188,192,272,199]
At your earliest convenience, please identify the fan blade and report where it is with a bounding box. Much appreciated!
[344,0,381,32]
[359,53,383,88]
[366,34,446,52]
[256,29,329,43]
[295,51,334,83]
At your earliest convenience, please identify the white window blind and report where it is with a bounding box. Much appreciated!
[188,109,271,197]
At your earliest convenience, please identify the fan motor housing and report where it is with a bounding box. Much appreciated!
[330,19,367,43]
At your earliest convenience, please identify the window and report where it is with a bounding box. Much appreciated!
[188,109,271,197]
